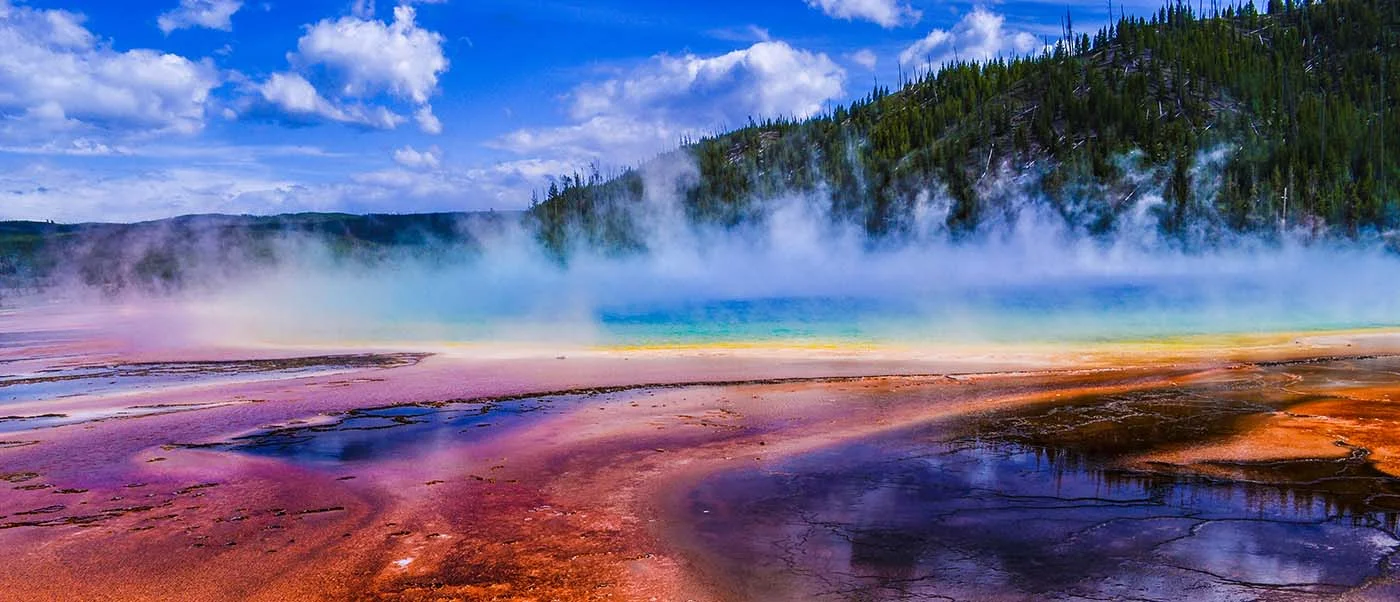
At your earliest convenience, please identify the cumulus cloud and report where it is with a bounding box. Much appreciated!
[899,8,1040,69]
[242,5,448,133]
[570,41,843,123]
[494,40,845,164]
[414,105,442,134]
[493,116,684,167]
[351,0,375,19]
[294,5,445,104]
[158,0,243,34]
[283,4,446,133]
[850,48,878,70]
[392,145,440,170]
[0,3,219,136]
[257,71,402,129]
[805,0,921,28]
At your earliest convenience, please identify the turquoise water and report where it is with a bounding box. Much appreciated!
[260,282,1399,346]
[238,250,1400,346]
[589,280,1399,346]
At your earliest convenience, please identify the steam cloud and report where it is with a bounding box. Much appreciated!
[14,149,1400,350]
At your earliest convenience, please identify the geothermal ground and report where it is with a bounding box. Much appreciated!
[3,305,1400,601]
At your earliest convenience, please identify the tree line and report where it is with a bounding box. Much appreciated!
[530,0,1399,256]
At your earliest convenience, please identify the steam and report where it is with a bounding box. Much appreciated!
[18,149,1400,350]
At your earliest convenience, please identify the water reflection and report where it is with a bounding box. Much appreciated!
[685,362,1400,600]
[687,439,1400,600]
[204,355,1400,598]
[222,396,577,464]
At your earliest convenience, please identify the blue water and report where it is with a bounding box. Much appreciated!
[242,256,1400,346]
[682,363,1400,600]
[217,394,594,464]
[687,440,1400,600]
[588,279,1399,346]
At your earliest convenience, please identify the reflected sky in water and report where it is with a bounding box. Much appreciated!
[686,438,1400,601]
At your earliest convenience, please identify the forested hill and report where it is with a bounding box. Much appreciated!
[530,0,1400,256]
[0,212,514,294]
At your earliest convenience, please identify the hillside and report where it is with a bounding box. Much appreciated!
[0,212,515,294]
[530,0,1400,256]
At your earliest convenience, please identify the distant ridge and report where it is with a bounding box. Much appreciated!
[0,211,518,294]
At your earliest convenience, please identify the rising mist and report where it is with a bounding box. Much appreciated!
[105,150,1400,350]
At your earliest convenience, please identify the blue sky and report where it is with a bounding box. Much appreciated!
[0,0,1172,222]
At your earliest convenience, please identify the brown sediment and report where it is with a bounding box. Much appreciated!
[1132,357,1400,478]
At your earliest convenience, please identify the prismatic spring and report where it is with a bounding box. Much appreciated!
[4,1,1400,601]
[7,256,1400,601]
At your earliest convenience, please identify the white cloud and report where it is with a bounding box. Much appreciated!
[494,115,688,166]
[392,145,440,170]
[567,41,844,123]
[0,139,347,163]
[850,48,878,70]
[257,71,402,129]
[258,72,322,113]
[899,8,1040,69]
[351,0,375,19]
[0,138,134,156]
[706,24,772,43]
[495,40,845,164]
[158,0,243,34]
[0,164,300,223]
[345,157,576,211]
[292,5,447,105]
[0,3,219,136]
[0,154,559,222]
[249,5,448,133]
[805,0,921,28]
[414,105,442,134]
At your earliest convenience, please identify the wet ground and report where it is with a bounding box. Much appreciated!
[4,334,1400,600]
[0,353,427,432]
[114,354,1400,600]
[0,353,428,404]
[212,394,578,464]
[685,435,1400,601]
[680,358,1400,601]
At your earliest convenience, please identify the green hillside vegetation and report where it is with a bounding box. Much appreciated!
[529,0,1400,256]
